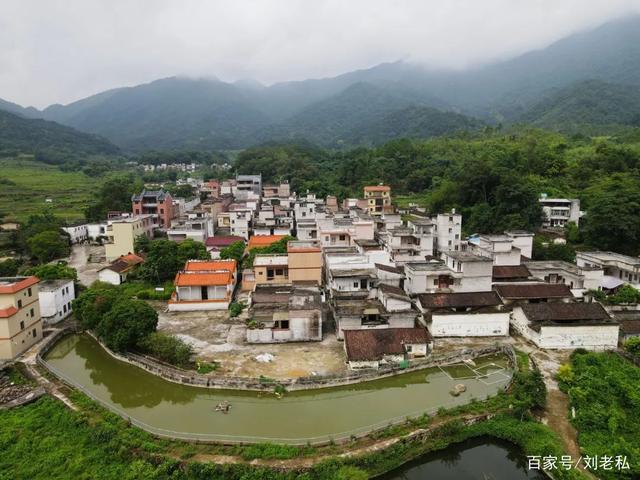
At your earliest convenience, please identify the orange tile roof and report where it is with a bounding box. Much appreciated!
[0,276,39,294]
[364,185,391,192]
[120,253,144,265]
[174,271,232,287]
[184,259,237,273]
[0,306,18,318]
[248,235,285,249]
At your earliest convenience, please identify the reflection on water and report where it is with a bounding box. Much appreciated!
[378,437,548,480]
[45,334,512,442]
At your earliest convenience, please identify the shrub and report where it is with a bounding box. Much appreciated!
[229,301,246,318]
[96,299,158,352]
[138,332,193,368]
[624,337,640,357]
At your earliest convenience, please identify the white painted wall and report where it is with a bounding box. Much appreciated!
[39,281,75,324]
[98,269,123,285]
[429,312,509,337]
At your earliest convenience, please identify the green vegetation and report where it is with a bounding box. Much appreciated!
[559,351,640,479]
[229,301,246,318]
[73,282,190,367]
[195,361,218,374]
[237,130,640,245]
[138,332,193,368]
[624,337,640,357]
[136,238,210,283]
[586,285,640,305]
[0,258,21,276]
[220,240,246,263]
[244,235,294,268]
[22,262,77,281]
[84,174,144,222]
[0,158,100,222]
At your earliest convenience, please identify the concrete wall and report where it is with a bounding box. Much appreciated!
[537,325,619,350]
[98,269,123,285]
[429,312,510,337]
[39,281,74,324]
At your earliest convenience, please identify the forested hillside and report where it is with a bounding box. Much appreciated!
[236,128,640,254]
[519,80,640,131]
[0,109,119,162]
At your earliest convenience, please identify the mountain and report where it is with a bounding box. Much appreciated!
[347,105,485,146]
[0,109,119,159]
[2,15,640,150]
[518,80,640,130]
[0,98,40,118]
[38,77,273,151]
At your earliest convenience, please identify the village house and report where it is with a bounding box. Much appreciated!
[62,224,89,244]
[434,211,463,254]
[417,291,509,337]
[343,328,431,369]
[253,254,289,286]
[246,284,323,343]
[235,174,262,196]
[317,214,375,248]
[442,251,494,292]
[131,189,174,229]
[262,181,290,198]
[378,221,435,264]
[576,251,640,289]
[332,295,419,340]
[524,260,604,295]
[539,195,581,228]
[287,240,323,285]
[493,283,574,306]
[375,263,404,288]
[614,311,640,341]
[363,185,392,216]
[511,301,618,350]
[104,214,154,261]
[38,279,75,324]
[492,265,532,283]
[0,276,42,360]
[467,232,533,265]
[324,249,377,299]
[98,253,144,285]
[168,259,237,311]
[167,211,215,244]
[296,218,319,241]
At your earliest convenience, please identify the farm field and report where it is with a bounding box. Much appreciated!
[0,156,98,222]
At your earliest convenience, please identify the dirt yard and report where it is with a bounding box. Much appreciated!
[66,244,107,286]
[154,305,347,379]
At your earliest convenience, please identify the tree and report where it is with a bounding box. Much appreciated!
[0,258,21,276]
[624,337,640,357]
[532,237,576,263]
[583,174,640,255]
[27,230,69,263]
[23,262,77,281]
[137,332,193,367]
[84,175,144,222]
[138,240,180,283]
[73,283,120,330]
[96,299,158,352]
[220,241,245,263]
[134,234,151,255]
[176,239,209,266]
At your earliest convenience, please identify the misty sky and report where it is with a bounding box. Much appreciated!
[2,0,640,108]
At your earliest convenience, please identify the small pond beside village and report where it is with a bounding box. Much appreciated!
[378,437,547,480]
[43,334,512,443]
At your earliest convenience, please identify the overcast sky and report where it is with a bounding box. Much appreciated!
[1,0,640,108]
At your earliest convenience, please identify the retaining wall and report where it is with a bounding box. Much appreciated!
[40,329,516,392]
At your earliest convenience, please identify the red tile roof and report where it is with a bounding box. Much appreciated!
[174,271,232,287]
[494,283,573,300]
[0,276,39,294]
[248,235,285,249]
[364,185,391,192]
[205,236,245,247]
[344,328,430,362]
[492,265,531,280]
[418,291,502,309]
[184,259,236,273]
[0,306,18,318]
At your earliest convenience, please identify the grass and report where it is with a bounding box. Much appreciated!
[0,156,99,222]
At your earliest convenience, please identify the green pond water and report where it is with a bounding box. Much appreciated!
[44,334,512,443]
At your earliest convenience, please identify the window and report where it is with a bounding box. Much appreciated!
[17,299,22,308]
[406,345,413,353]
[353,281,359,288]
[63,304,67,313]
[360,279,368,289]
[433,279,439,286]
[28,288,32,296]
[160,209,164,214]
[20,321,25,330]
[275,269,284,276]
[339,235,346,241]
[32,328,37,337]
[274,320,290,329]
[30,308,34,317]
[448,228,452,233]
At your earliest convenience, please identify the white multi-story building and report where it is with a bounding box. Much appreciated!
[576,251,640,289]
[467,231,533,265]
[434,211,462,254]
[539,195,582,228]
[38,279,75,324]
[62,225,89,244]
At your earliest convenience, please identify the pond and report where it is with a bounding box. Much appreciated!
[43,334,512,444]
[378,437,547,480]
